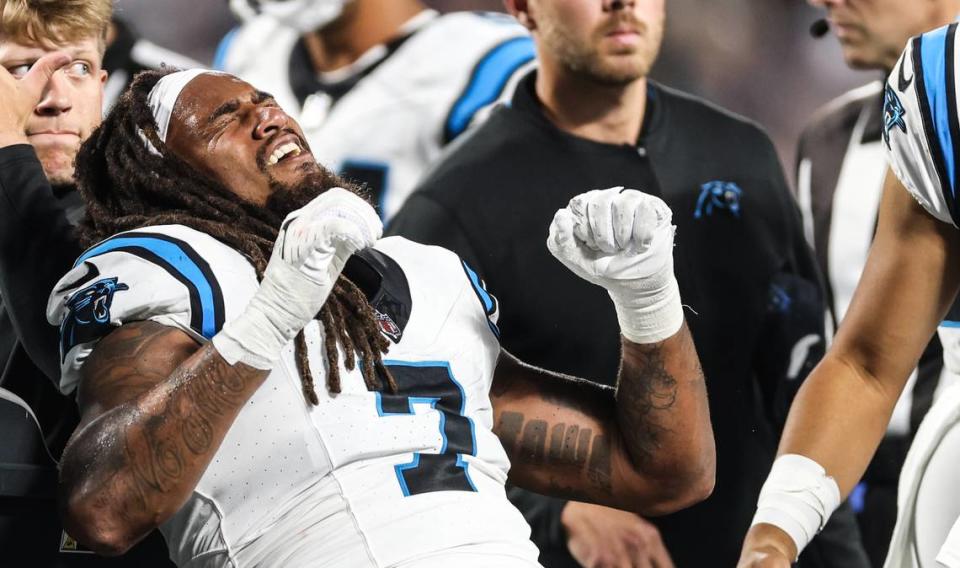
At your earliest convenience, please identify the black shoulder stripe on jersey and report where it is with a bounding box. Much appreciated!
[912,33,958,226]
[945,23,960,226]
[74,231,225,338]
[460,260,500,340]
[347,248,412,337]
[112,246,205,335]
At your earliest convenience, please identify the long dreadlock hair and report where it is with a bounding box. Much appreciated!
[75,69,396,403]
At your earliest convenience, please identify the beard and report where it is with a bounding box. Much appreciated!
[540,13,663,86]
[263,160,371,220]
[254,128,372,220]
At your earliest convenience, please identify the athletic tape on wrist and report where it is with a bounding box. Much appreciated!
[751,454,841,559]
[212,258,334,370]
[613,274,684,343]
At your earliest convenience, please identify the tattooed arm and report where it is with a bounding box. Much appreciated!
[56,191,381,555]
[58,321,269,556]
[492,323,714,516]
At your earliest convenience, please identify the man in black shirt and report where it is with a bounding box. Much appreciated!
[0,5,201,565]
[0,4,195,456]
[387,0,867,566]
[0,0,113,455]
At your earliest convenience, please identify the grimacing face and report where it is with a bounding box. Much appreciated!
[807,0,935,70]
[0,36,106,186]
[530,0,665,85]
[165,74,324,207]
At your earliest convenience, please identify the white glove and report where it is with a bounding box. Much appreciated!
[547,187,683,344]
[212,187,382,369]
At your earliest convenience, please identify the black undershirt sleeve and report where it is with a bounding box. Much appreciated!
[0,144,81,382]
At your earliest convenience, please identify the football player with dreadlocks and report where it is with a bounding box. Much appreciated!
[49,68,714,567]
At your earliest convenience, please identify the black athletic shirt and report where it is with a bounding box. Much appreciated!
[0,145,81,456]
[388,71,867,567]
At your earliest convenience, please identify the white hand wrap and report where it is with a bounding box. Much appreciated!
[547,187,683,344]
[212,188,382,369]
[751,454,842,560]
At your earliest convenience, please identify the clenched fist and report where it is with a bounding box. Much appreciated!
[548,187,683,344]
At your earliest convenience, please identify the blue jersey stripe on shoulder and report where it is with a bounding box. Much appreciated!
[913,33,955,223]
[444,36,535,142]
[213,27,240,71]
[75,233,224,339]
[944,23,960,226]
[462,261,493,312]
[461,260,500,339]
[919,26,958,196]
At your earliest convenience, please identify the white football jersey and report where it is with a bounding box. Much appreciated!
[48,225,540,567]
[885,23,960,228]
[214,10,536,221]
[883,24,960,567]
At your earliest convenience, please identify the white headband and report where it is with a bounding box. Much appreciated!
[141,69,222,155]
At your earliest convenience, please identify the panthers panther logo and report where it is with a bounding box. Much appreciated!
[694,181,743,220]
[60,277,129,361]
[883,83,907,149]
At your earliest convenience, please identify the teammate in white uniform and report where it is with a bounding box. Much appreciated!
[738,22,960,568]
[50,69,714,567]
[215,0,535,221]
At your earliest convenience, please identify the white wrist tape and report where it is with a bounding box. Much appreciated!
[610,274,684,344]
[751,454,841,559]
[212,260,332,370]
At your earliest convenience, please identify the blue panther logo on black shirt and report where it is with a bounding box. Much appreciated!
[694,181,742,219]
[883,83,907,149]
[60,277,129,361]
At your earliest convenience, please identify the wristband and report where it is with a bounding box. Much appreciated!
[751,454,841,559]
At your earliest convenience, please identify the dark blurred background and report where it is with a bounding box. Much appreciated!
[113,0,875,181]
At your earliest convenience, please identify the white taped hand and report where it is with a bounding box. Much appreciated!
[548,187,684,344]
[278,187,382,284]
[213,188,382,369]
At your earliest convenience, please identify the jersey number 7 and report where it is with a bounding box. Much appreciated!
[376,361,478,496]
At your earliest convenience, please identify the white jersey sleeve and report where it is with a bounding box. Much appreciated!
[46,225,257,395]
[885,23,960,227]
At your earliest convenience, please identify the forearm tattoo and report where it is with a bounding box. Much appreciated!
[497,411,613,495]
[62,324,257,526]
[616,341,684,468]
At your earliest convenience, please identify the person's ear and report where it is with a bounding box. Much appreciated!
[504,0,535,31]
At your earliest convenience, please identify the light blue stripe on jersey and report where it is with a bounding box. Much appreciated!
[941,320,960,327]
[213,27,240,71]
[445,36,536,141]
[462,262,494,313]
[920,26,957,196]
[75,237,220,338]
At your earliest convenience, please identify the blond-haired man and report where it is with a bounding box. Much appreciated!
[0,0,108,438]
[0,4,176,564]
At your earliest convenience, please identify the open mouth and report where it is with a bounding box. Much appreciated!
[261,132,311,170]
[268,141,303,166]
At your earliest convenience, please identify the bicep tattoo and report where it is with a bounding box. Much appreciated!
[496,410,614,496]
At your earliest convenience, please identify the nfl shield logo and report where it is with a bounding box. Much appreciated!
[375,309,402,343]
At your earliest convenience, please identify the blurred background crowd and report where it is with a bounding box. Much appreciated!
[113,0,872,176]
